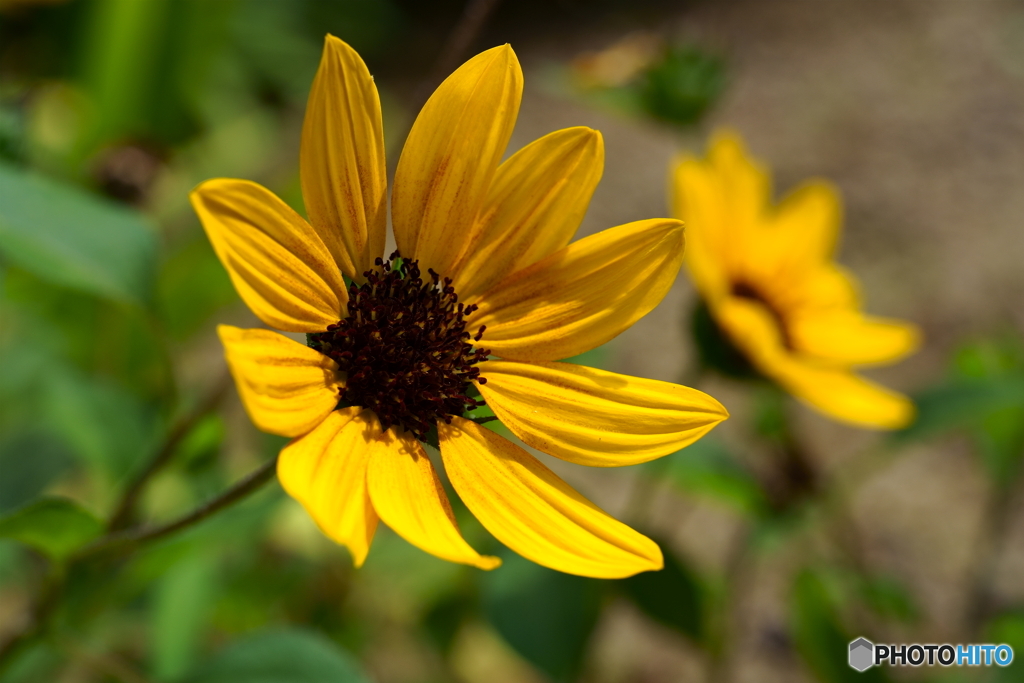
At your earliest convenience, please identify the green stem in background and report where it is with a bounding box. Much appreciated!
[752,383,819,511]
[705,524,755,683]
[0,456,279,675]
[966,476,1021,633]
[77,455,278,561]
[107,373,231,531]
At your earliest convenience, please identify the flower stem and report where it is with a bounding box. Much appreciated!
[76,455,278,561]
[0,456,278,675]
[107,374,231,531]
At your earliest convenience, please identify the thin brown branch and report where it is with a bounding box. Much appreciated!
[108,374,231,531]
[410,0,503,110]
[0,456,278,674]
[79,455,278,560]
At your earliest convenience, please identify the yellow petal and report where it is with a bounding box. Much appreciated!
[789,310,921,366]
[711,300,915,429]
[705,131,771,243]
[191,179,347,332]
[218,325,341,438]
[671,131,771,302]
[452,127,604,298]
[391,44,523,278]
[366,430,500,570]
[772,358,916,430]
[301,35,387,280]
[713,295,786,366]
[277,408,380,566]
[468,219,685,361]
[768,263,861,314]
[672,159,730,302]
[438,417,663,578]
[477,360,728,467]
[766,181,842,269]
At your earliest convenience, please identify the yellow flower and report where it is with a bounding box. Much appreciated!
[671,132,920,430]
[191,36,728,578]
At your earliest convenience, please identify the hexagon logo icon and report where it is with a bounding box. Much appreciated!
[849,637,874,672]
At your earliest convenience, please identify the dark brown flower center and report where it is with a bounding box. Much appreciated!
[731,280,793,350]
[308,251,489,441]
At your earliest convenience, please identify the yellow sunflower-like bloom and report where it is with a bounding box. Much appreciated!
[671,132,920,430]
[191,36,728,579]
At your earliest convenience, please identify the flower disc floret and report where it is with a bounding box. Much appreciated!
[308,252,489,440]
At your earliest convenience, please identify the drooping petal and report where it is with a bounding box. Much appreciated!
[191,179,347,332]
[301,35,387,280]
[391,44,523,278]
[218,325,341,438]
[772,358,916,430]
[477,360,728,466]
[438,417,663,579]
[713,295,787,366]
[468,219,685,361]
[452,127,604,298]
[788,310,921,366]
[366,430,500,570]
[277,408,380,566]
[712,299,915,429]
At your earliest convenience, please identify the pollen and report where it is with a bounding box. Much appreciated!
[308,252,489,441]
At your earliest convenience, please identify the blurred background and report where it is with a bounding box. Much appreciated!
[1,0,1023,682]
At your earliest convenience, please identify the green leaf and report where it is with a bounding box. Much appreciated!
[0,431,75,514]
[422,591,473,655]
[0,161,157,305]
[657,438,768,517]
[0,497,102,560]
[481,551,602,682]
[893,374,1024,484]
[152,554,218,681]
[858,575,919,625]
[790,570,889,683]
[42,368,160,480]
[181,628,371,683]
[638,45,726,127]
[894,376,1024,445]
[157,235,237,341]
[618,543,705,641]
[986,612,1024,682]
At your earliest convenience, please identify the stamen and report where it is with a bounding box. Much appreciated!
[309,251,489,441]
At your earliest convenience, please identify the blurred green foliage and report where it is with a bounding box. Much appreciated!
[638,45,726,127]
[0,497,101,560]
[895,336,1024,486]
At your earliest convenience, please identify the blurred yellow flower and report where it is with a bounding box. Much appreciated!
[191,36,728,578]
[672,132,920,429]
